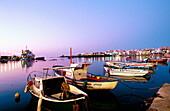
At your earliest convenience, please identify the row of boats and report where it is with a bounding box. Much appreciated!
[24,62,119,111]
[104,61,157,77]
[24,58,167,111]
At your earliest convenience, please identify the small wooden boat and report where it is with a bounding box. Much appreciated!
[104,62,155,74]
[157,62,168,66]
[24,68,88,111]
[0,59,8,63]
[104,66,148,77]
[53,62,119,90]
[105,61,157,69]
[105,74,151,82]
[143,58,167,63]
[162,53,170,58]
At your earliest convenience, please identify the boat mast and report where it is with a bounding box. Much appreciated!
[70,47,72,64]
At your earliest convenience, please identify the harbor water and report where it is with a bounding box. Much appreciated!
[0,56,170,111]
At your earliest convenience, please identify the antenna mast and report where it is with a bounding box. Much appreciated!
[70,47,72,64]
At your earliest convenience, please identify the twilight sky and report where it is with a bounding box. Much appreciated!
[0,0,170,57]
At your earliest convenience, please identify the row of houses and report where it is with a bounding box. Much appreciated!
[78,47,170,56]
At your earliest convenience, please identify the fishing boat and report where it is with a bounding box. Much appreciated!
[53,62,119,90]
[0,59,8,63]
[21,46,35,61]
[24,68,88,111]
[157,62,168,66]
[104,66,148,77]
[105,61,156,69]
[162,53,170,58]
[104,62,155,74]
[143,58,167,63]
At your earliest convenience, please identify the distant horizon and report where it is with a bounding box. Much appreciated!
[0,46,169,57]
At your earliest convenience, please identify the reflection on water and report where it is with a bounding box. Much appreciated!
[25,95,86,111]
[21,60,34,69]
[0,61,21,73]
[25,96,37,111]
[76,55,164,63]
[0,56,169,111]
[107,75,151,83]
[25,91,119,111]
[117,93,147,111]
[86,90,119,111]
[0,60,35,73]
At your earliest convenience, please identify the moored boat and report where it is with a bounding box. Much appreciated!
[53,62,119,90]
[162,53,170,58]
[104,66,148,77]
[104,62,155,74]
[143,58,167,63]
[0,59,8,63]
[21,46,35,61]
[105,74,151,82]
[24,69,88,111]
[105,61,157,69]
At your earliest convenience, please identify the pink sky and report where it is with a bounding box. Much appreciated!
[0,0,170,57]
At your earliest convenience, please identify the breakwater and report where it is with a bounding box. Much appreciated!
[147,83,170,111]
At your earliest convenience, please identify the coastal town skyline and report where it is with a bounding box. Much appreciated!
[0,0,170,57]
[0,46,169,57]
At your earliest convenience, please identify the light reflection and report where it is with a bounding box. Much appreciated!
[68,55,168,63]
[12,62,15,70]
[21,60,34,70]
[4,64,7,72]
[0,61,22,73]
[1,65,2,72]
[8,62,11,71]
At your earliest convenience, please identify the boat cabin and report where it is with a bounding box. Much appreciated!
[42,77,67,97]
[71,63,92,80]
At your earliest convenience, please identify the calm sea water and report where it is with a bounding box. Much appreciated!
[0,56,169,111]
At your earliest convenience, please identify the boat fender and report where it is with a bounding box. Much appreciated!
[28,81,33,86]
[24,85,29,93]
[24,81,33,93]
[82,81,87,89]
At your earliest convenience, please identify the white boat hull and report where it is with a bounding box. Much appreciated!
[54,71,118,90]
[104,67,148,77]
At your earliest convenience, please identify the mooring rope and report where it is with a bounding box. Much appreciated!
[118,80,161,90]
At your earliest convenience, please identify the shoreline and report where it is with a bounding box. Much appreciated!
[60,53,166,58]
[147,83,170,111]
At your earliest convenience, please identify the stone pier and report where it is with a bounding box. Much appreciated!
[148,83,170,111]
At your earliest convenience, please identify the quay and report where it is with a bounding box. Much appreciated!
[61,54,111,58]
[148,83,170,111]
